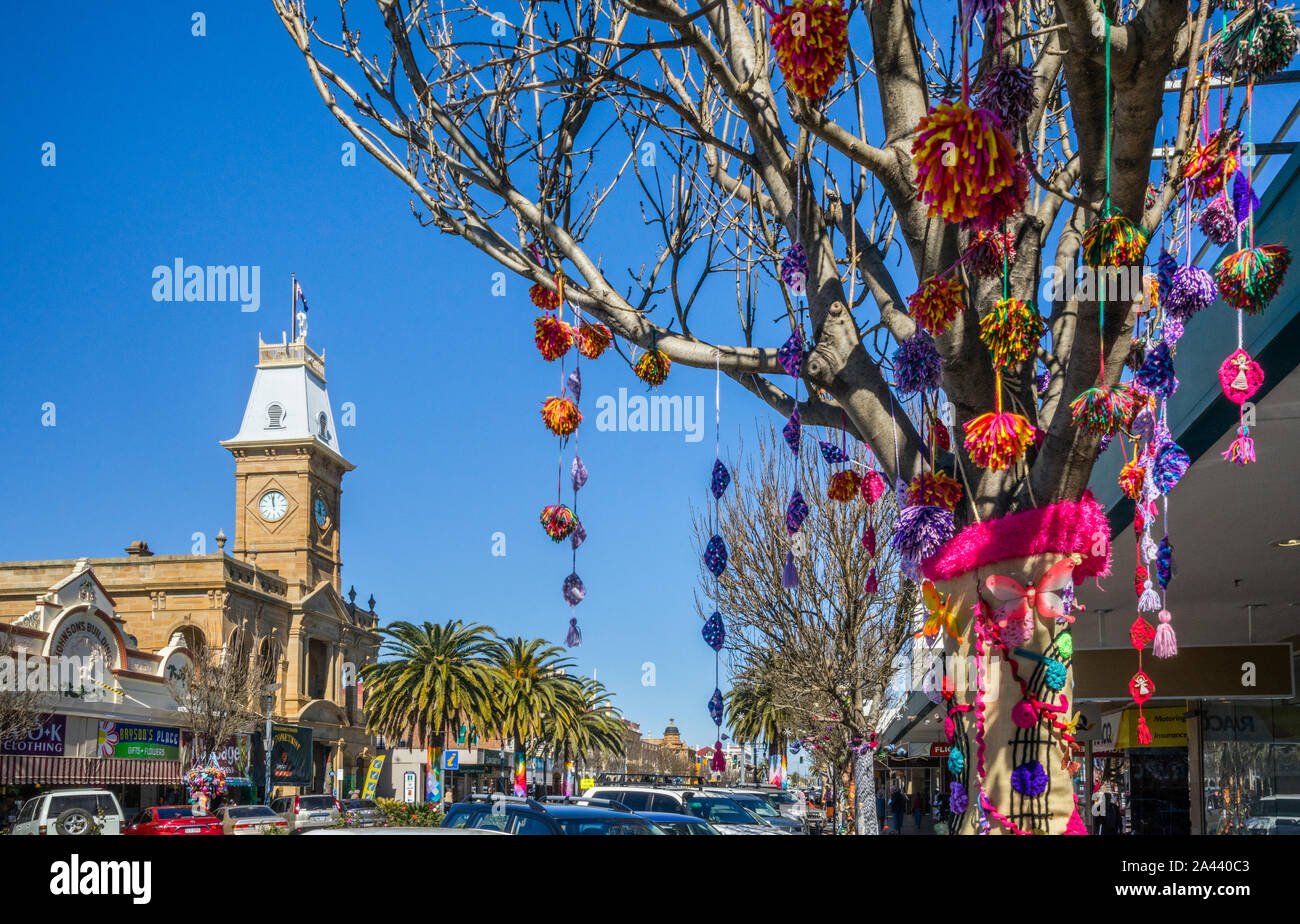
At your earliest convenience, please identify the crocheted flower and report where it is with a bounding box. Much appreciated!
[907,274,965,337]
[1010,760,1049,797]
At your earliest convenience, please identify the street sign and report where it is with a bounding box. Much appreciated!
[403,770,417,803]
[443,750,460,771]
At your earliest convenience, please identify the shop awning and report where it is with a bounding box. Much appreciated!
[0,756,184,785]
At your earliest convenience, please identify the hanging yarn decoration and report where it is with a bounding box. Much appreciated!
[766,0,850,100]
[1137,579,1162,613]
[964,408,1035,470]
[1218,348,1264,404]
[978,297,1044,369]
[1081,210,1150,267]
[864,567,879,595]
[780,242,809,294]
[861,525,877,557]
[1224,425,1256,465]
[710,459,731,498]
[702,611,726,651]
[785,489,809,535]
[1069,382,1137,436]
[1232,169,1261,225]
[570,520,587,551]
[1152,441,1190,494]
[1213,3,1300,78]
[818,440,850,464]
[634,348,671,387]
[890,503,955,562]
[906,472,964,511]
[575,321,612,359]
[541,396,582,437]
[1135,341,1177,397]
[529,279,562,311]
[1153,608,1179,659]
[911,101,1026,230]
[571,456,588,492]
[776,329,805,378]
[565,617,582,648]
[975,61,1037,131]
[708,689,725,726]
[1215,245,1292,314]
[704,535,729,577]
[1010,760,1049,797]
[928,411,952,453]
[907,274,966,336]
[947,746,965,776]
[710,742,726,773]
[1118,459,1145,501]
[950,782,969,815]
[1164,264,1217,321]
[1134,562,1150,598]
[1157,249,1179,296]
[892,332,944,394]
[827,469,862,502]
[562,572,586,606]
[964,229,1016,278]
[782,406,802,455]
[860,469,887,504]
[567,367,582,404]
[781,550,799,589]
[534,315,573,361]
[539,503,578,542]
[1183,130,1240,200]
[1199,195,1239,245]
[1157,537,1175,589]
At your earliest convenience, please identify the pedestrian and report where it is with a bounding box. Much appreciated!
[888,787,906,833]
[912,791,923,829]
[876,792,886,832]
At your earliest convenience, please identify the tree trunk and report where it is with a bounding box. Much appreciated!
[854,752,879,835]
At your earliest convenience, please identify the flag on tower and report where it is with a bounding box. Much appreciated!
[295,280,310,313]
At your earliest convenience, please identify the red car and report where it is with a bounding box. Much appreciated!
[124,805,224,835]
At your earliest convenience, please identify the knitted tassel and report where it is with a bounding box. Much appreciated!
[893,332,944,394]
[1223,426,1256,465]
[565,617,582,648]
[978,297,1044,370]
[963,411,1035,470]
[907,274,966,337]
[634,349,671,387]
[1081,212,1150,267]
[906,471,964,511]
[1165,265,1217,321]
[534,315,573,361]
[864,567,879,595]
[911,101,1024,228]
[1153,608,1178,659]
[1136,715,1153,746]
[1215,245,1292,315]
[781,550,799,589]
[827,469,862,502]
[975,61,1037,130]
[1070,383,1137,436]
[1157,537,1175,589]
[861,525,877,557]
[767,0,850,100]
[1199,196,1238,245]
[964,229,1016,278]
[1137,580,1162,613]
[890,504,956,561]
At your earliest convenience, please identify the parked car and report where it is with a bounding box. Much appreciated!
[271,794,340,832]
[581,785,784,834]
[339,798,386,827]
[1245,796,1300,835]
[10,788,124,836]
[219,804,287,835]
[440,794,662,834]
[636,811,720,835]
[125,806,223,836]
[303,826,505,835]
[707,788,806,833]
[543,803,662,835]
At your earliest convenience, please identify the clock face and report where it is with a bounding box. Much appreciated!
[259,491,288,522]
[314,498,330,528]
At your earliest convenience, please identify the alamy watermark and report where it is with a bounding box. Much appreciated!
[151,259,260,312]
[593,388,705,443]
[0,650,107,701]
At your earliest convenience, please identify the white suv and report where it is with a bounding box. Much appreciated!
[582,786,787,835]
[11,788,125,836]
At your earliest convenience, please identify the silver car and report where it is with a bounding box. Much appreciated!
[340,798,386,827]
[271,794,340,832]
[219,804,287,835]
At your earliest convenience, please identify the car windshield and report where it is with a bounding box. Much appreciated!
[729,794,780,817]
[685,797,760,825]
[226,806,277,818]
[558,818,663,835]
[657,820,719,835]
[297,796,336,810]
[156,807,213,820]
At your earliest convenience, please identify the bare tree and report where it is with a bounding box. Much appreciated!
[696,428,915,833]
[167,633,275,772]
[0,631,45,746]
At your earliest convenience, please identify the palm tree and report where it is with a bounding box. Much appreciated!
[487,636,576,793]
[727,665,793,783]
[361,620,499,754]
[544,677,626,789]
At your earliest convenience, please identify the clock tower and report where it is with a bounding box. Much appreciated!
[221,334,354,599]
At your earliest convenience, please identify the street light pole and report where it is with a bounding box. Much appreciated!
[263,682,282,805]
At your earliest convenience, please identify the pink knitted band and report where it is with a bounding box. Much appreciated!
[921,490,1112,583]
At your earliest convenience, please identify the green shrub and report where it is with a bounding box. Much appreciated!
[374,798,444,827]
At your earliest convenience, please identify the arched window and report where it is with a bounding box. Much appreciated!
[317,411,330,441]
[266,403,285,429]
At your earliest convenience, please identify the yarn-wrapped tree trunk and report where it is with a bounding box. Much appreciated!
[275,0,1253,834]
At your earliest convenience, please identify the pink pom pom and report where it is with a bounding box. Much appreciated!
[1153,608,1178,659]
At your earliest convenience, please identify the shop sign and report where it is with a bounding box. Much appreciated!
[98,721,180,760]
[1099,705,1188,750]
[0,715,66,756]
[49,614,117,667]
[252,724,314,786]
[930,743,952,757]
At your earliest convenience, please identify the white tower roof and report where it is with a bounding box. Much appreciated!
[222,335,349,465]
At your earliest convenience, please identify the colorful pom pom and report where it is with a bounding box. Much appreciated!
[964,229,1016,278]
[978,297,1044,369]
[768,0,849,99]
[907,274,966,336]
[906,472,964,511]
[892,332,944,394]
[975,61,1037,131]
[540,503,578,541]
[1183,130,1240,200]
[576,321,612,359]
[1199,195,1239,245]
[963,410,1035,470]
[890,504,956,562]
[1118,459,1145,501]
[827,469,862,502]
[1214,4,1300,78]
[530,281,562,311]
[1165,264,1217,321]
[1069,383,1137,436]
[541,396,582,437]
[534,315,573,361]
[634,348,671,387]
[911,101,1024,228]
[1215,245,1292,315]
[1081,211,1150,267]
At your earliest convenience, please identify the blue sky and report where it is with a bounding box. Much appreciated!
[1,2,1296,754]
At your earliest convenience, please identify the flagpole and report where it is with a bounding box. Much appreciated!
[290,273,297,342]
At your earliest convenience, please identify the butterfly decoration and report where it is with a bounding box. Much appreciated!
[983,558,1078,640]
[916,580,962,642]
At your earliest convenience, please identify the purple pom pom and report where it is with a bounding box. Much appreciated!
[976,62,1037,130]
[1165,264,1216,320]
[1198,196,1238,245]
[786,488,809,535]
[950,782,969,814]
[1011,760,1049,796]
[1036,368,1051,397]
[892,332,943,395]
[711,459,731,499]
[890,504,955,562]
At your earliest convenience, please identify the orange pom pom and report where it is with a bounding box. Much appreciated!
[768,0,849,99]
[530,281,562,311]
[963,411,1035,471]
[634,349,671,387]
[911,101,1023,228]
[1118,459,1145,501]
[906,472,964,511]
[907,275,966,337]
[541,396,582,437]
[827,469,862,502]
[576,321,612,359]
[534,315,573,362]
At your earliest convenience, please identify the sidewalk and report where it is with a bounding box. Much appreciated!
[880,814,939,835]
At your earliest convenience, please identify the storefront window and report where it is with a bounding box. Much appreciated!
[1202,699,1300,835]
